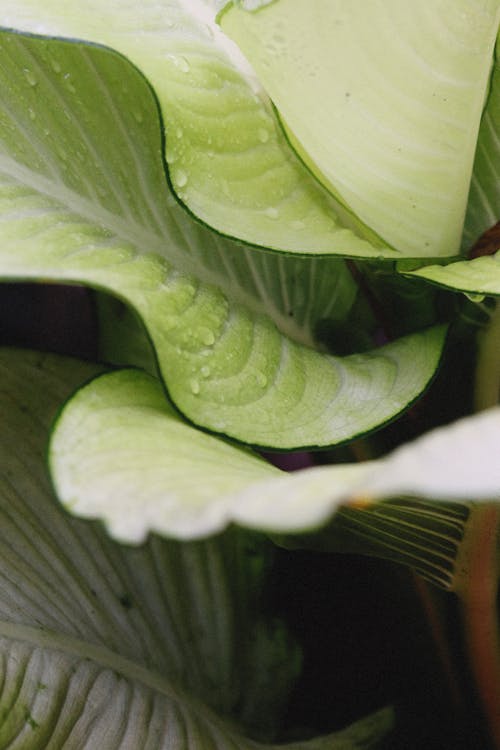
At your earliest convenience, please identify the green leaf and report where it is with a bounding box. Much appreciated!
[0,0,396,258]
[220,0,500,258]
[0,347,393,748]
[462,27,500,252]
[0,30,445,448]
[50,367,500,542]
[400,252,500,296]
[402,27,500,293]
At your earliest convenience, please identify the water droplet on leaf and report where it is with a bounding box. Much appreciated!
[265,206,279,219]
[177,56,190,73]
[174,169,188,188]
[465,292,486,303]
[23,68,38,87]
[255,371,267,387]
[189,378,200,395]
[201,328,215,346]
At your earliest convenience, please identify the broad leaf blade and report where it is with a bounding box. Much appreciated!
[462,28,500,252]
[220,0,500,257]
[402,27,500,293]
[50,367,500,542]
[401,253,500,295]
[0,30,445,448]
[0,0,395,258]
[0,347,394,748]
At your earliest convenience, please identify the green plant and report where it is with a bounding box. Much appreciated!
[0,1,499,747]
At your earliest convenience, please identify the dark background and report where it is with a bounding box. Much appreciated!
[0,281,491,749]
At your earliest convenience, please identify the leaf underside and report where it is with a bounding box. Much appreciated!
[0,347,393,749]
[50,367,500,544]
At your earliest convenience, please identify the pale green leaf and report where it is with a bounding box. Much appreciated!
[0,347,393,748]
[0,30,444,448]
[403,26,500,292]
[50,367,500,542]
[401,252,500,295]
[0,0,395,258]
[220,0,500,257]
[462,27,500,251]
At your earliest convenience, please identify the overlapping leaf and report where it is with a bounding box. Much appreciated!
[0,29,445,448]
[1,0,393,257]
[402,27,500,293]
[0,347,393,749]
[50,367,500,542]
[220,0,500,258]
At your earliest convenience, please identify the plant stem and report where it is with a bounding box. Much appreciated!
[474,300,500,412]
[455,504,500,748]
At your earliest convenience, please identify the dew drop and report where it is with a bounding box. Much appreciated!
[63,72,76,93]
[255,371,268,388]
[175,127,183,139]
[201,328,215,346]
[201,365,211,378]
[174,169,188,188]
[257,127,269,143]
[168,54,191,73]
[465,292,486,303]
[50,59,62,74]
[189,378,200,395]
[133,110,144,123]
[23,68,38,87]
[265,206,279,219]
[177,56,190,73]
[27,107,36,121]
[166,148,178,164]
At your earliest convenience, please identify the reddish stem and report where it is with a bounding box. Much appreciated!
[468,221,500,259]
[455,504,500,747]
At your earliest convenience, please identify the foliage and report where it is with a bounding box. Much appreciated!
[0,1,499,747]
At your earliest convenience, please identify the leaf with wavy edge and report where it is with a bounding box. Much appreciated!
[0,0,395,258]
[0,26,357,348]
[50,368,500,543]
[0,30,444,448]
[0,347,393,748]
[220,0,500,258]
